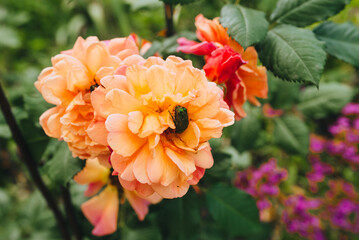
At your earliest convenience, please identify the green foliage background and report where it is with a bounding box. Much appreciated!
[1,0,359,239]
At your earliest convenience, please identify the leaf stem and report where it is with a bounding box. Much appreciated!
[164,3,175,37]
[0,81,71,240]
[62,184,83,240]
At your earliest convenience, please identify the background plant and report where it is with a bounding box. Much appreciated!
[1,0,359,239]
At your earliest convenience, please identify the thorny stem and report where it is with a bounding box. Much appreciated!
[0,81,71,240]
[164,3,175,37]
[62,184,83,240]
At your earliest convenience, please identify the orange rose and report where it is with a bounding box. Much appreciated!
[36,36,142,160]
[89,56,234,199]
[177,14,268,120]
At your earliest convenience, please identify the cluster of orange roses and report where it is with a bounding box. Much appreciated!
[35,15,267,236]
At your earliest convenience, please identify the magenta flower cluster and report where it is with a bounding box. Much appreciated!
[325,180,359,233]
[310,103,359,166]
[306,154,333,192]
[282,195,325,240]
[235,158,287,213]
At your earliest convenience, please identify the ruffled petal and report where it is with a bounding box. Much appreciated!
[81,185,119,236]
[106,114,146,156]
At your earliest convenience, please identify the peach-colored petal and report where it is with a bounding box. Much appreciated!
[39,74,72,105]
[152,178,189,199]
[133,145,151,184]
[187,167,205,185]
[126,64,151,99]
[128,111,144,134]
[67,65,92,92]
[213,108,235,127]
[81,185,119,236]
[110,152,130,169]
[147,143,178,186]
[124,190,152,221]
[85,42,111,75]
[145,192,162,204]
[118,178,154,197]
[173,121,200,151]
[120,54,144,66]
[100,75,128,91]
[143,56,165,68]
[174,66,207,96]
[187,82,221,120]
[95,66,115,81]
[119,158,136,181]
[106,114,146,156]
[195,118,223,142]
[39,107,64,138]
[106,89,142,114]
[146,65,175,98]
[189,143,214,169]
[87,120,108,146]
[108,37,139,57]
[138,114,162,138]
[165,148,196,176]
[84,182,106,197]
[74,158,110,186]
[148,134,160,149]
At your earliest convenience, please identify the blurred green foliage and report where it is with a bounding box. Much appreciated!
[0,0,359,239]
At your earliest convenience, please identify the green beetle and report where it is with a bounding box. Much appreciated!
[90,83,99,92]
[170,105,189,134]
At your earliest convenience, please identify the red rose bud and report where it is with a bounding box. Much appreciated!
[203,46,247,84]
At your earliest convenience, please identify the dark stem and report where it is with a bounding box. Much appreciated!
[0,82,71,240]
[164,3,175,37]
[62,184,83,240]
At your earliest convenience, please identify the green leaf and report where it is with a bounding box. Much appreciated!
[270,0,349,27]
[43,142,83,186]
[257,25,326,86]
[314,21,359,68]
[230,114,261,152]
[121,226,162,240]
[268,72,300,110]
[159,0,198,5]
[0,26,20,48]
[206,184,262,237]
[143,31,197,58]
[23,93,52,125]
[298,83,354,119]
[0,124,11,139]
[20,119,49,162]
[158,189,201,240]
[274,115,309,155]
[220,4,269,49]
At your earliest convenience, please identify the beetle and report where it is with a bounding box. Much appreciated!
[170,105,189,134]
[90,83,100,92]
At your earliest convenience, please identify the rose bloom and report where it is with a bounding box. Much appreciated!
[74,158,161,236]
[89,55,234,199]
[177,14,268,119]
[36,36,142,161]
